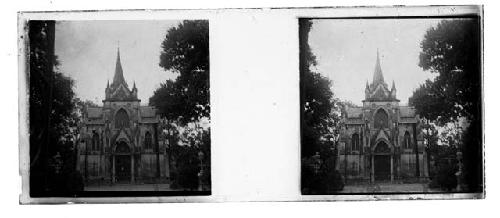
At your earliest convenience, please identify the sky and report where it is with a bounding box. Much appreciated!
[55,20,182,105]
[308,18,443,105]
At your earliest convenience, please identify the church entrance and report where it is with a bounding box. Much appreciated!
[373,141,392,181]
[114,141,132,183]
[374,155,391,181]
[115,155,131,182]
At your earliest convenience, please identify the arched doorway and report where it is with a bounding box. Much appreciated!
[115,141,131,183]
[373,141,391,181]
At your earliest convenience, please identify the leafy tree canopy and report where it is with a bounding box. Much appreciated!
[300,19,341,158]
[29,21,76,163]
[150,20,211,190]
[29,21,83,195]
[151,20,209,123]
[410,19,482,192]
[410,19,481,124]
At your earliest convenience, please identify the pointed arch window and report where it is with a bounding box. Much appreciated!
[115,108,130,129]
[351,133,360,152]
[92,131,100,151]
[403,131,412,149]
[144,131,152,150]
[374,109,389,129]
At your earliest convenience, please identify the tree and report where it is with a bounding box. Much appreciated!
[300,19,343,194]
[411,19,481,124]
[150,20,209,123]
[409,80,448,124]
[169,127,210,190]
[29,21,83,196]
[300,19,336,157]
[150,20,210,190]
[409,19,482,192]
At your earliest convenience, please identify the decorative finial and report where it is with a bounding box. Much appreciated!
[376,48,380,62]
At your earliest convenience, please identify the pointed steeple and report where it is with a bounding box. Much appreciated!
[365,80,370,90]
[104,46,138,102]
[364,50,399,102]
[372,49,385,85]
[105,79,110,99]
[112,46,127,87]
[132,81,137,93]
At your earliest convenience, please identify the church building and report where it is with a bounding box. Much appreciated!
[339,51,428,183]
[76,48,170,185]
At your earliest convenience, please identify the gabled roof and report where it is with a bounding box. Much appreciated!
[116,129,130,142]
[374,128,389,143]
[345,107,363,119]
[140,106,157,118]
[399,106,416,118]
[87,107,103,119]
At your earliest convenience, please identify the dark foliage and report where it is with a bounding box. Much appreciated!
[301,156,344,194]
[28,21,83,196]
[299,19,335,157]
[151,20,209,123]
[169,129,211,190]
[410,19,481,124]
[461,119,483,192]
[149,20,211,190]
[430,159,458,191]
[428,144,458,191]
[170,145,199,190]
[410,19,482,192]
[299,19,344,194]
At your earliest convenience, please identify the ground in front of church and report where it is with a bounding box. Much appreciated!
[84,183,175,191]
[339,182,442,193]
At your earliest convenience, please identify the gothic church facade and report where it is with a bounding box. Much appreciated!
[339,52,428,183]
[76,49,170,184]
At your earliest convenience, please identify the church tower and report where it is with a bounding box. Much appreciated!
[340,50,427,183]
[78,47,168,186]
[363,50,399,103]
[104,47,139,102]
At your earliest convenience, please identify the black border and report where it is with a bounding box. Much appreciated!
[25,19,213,199]
[299,14,484,196]
[31,191,211,198]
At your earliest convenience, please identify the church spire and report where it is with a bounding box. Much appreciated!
[372,49,385,85]
[391,80,396,91]
[112,46,127,87]
[105,46,138,102]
